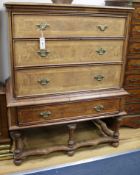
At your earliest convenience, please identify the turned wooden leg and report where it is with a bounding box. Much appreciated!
[10,131,23,166]
[111,117,122,147]
[67,124,77,156]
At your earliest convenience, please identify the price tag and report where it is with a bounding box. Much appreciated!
[40,37,46,50]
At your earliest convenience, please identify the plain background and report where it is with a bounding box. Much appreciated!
[0,0,105,82]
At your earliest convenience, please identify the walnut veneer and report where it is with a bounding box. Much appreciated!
[5,2,132,165]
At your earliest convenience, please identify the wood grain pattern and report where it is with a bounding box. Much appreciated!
[15,65,122,97]
[125,74,140,88]
[13,14,126,38]
[126,101,140,114]
[131,25,140,38]
[17,98,120,126]
[128,42,140,54]
[125,89,140,99]
[13,40,124,67]
[127,58,140,70]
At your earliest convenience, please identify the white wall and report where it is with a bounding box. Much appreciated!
[0,0,105,82]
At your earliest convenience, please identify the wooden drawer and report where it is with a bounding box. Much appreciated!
[125,89,140,103]
[126,89,140,98]
[17,98,120,126]
[125,101,140,114]
[15,65,122,97]
[128,42,140,54]
[13,40,124,67]
[127,58,140,70]
[126,96,140,104]
[125,74,140,88]
[12,14,126,38]
[131,25,140,38]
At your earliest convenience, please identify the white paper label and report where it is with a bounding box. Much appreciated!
[40,37,46,50]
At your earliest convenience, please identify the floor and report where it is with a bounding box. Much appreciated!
[0,122,140,175]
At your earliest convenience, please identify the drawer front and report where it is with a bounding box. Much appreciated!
[127,58,140,70]
[125,101,140,114]
[125,74,140,88]
[14,40,124,67]
[131,25,140,38]
[13,15,126,38]
[126,89,140,98]
[128,42,140,54]
[126,96,140,104]
[15,65,122,97]
[17,98,120,125]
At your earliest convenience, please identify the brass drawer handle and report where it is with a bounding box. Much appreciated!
[129,79,139,83]
[40,111,51,118]
[97,25,108,32]
[94,105,104,112]
[38,79,50,85]
[37,49,50,58]
[129,64,140,67]
[96,48,106,55]
[36,23,50,31]
[133,48,140,52]
[94,75,104,81]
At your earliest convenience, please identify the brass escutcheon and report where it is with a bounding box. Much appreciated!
[37,49,50,58]
[38,79,50,85]
[40,111,52,118]
[96,48,106,55]
[94,105,104,112]
[97,25,108,31]
[94,75,104,81]
[36,23,50,31]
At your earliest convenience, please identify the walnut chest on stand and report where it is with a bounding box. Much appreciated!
[5,2,133,165]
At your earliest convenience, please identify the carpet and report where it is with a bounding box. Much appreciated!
[11,150,140,175]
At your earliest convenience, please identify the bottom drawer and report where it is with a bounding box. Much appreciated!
[17,98,120,126]
[125,102,140,115]
[125,74,140,88]
[127,58,140,70]
[125,89,140,102]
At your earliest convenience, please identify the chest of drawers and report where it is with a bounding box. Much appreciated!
[5,2,132,165]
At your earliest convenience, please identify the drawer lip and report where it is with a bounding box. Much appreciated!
[9,111,127,130]
[14,62,123,70]
[14,64,122,98]
[13,39,124,68]
[17,97,121,126]
[12,14,126,38]
[18,111,120,127]
[6,77,128,107]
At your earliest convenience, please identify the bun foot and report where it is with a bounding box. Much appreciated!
[14,159,22,166]
[68,150,75,156]
[111,142,119,147]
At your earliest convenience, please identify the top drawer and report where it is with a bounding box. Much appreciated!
[12,14,126,38]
